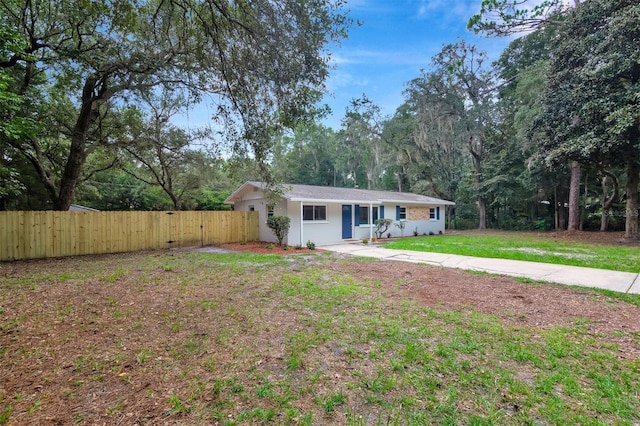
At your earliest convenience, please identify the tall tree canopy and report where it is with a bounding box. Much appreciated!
[0,0,349,209]
[338,96,386,190]
[537,0,640,239]
[402,70,466,203]
[470,0,587,232]
[432,41,495,229]
[468,0,575,36]
[272,121,339,187]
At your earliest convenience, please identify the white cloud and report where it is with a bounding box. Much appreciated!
[415,0,475,20]
[325,69,370,91]
[331,48,429,68]
[329,54,358,65]
[417,0,445,15]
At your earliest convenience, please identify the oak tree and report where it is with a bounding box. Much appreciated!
[1,0,349,210]
[537,0,640,239]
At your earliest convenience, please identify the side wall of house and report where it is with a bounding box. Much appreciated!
[233,189,287,243]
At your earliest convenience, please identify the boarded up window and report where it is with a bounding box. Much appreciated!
[407,207,431,220]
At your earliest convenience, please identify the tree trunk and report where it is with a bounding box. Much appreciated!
[470,137,486,229]
[555,185,567,230]
[567,160,581,231]
[554,186,559,230]
[580,169,588,230]
[600,170,618,232]
[54,75,107,210]
[625,159,639,240]
[478,197,487,230]
[56,136,88,210]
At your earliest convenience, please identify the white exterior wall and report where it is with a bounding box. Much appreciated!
[233,189,287,244]
[286,201,344,246]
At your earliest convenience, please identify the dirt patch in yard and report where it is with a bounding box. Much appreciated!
[325,259,640,359]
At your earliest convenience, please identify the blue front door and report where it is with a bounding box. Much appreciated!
[341,205,352,239]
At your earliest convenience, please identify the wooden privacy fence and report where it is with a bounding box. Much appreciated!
[0,210,259,261]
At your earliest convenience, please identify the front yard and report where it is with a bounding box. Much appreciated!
[1,246,639,424]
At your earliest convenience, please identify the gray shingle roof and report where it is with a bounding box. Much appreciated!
[226,181,455,205]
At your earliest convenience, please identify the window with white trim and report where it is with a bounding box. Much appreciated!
[429,208,436,220]
[267,206,274,218]
[399,206,407,220]
[302,205,327,221]
[358,206,379,225]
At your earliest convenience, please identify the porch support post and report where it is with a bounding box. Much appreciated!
[369,203,373,241]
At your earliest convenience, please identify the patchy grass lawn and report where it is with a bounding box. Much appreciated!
[1,248,640,425]
[383,231,640,273]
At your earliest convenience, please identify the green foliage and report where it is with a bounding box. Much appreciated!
[373,218,392,239]
[338,96,387,190]
[537,0,640,238]
[192,189,233,211]
[468,0,568,36]
[1,0,351,210]
[272,121,340,186]
[266,215,291,246]
[306,240,316,250]
[538,0,640,166]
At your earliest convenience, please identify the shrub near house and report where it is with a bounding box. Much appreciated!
[266,215,291,246]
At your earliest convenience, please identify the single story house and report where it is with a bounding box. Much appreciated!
[225,181,455,246]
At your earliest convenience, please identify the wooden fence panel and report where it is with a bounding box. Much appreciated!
[0,211,259,261]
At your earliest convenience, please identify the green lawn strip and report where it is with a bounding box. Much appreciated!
[383,234,640,273]
[2,252,640,425]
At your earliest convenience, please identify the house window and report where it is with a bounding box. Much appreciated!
[359,206,379,225]
[429,208,436,220]
[303,205,327,221]
[399,206,407,220]
[267,206,274,218]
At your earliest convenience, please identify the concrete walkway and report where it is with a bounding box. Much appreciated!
[321,243,640,294]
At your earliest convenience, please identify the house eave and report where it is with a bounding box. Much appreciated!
[288,197,455,206]
[288,197,383,204]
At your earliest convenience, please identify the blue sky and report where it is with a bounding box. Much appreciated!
[320,0,512,129]
[178,1,514,136]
